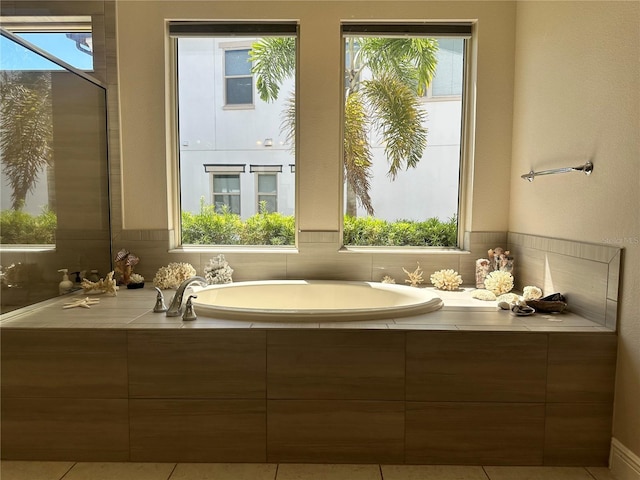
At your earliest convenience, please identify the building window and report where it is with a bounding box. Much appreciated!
[341,23,470,247]
[224,48,253,106]
[204,164,245,215]
[251,165,282,213]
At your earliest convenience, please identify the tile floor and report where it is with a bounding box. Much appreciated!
[0,462,619,480]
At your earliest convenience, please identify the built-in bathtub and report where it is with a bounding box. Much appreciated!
[191,280,443,322]
[0,284,617,465]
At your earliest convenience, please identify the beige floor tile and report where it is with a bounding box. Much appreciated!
[63,462,175,480]
[0,461,74,480]
[585,467,617,480]
[275,463,381,480]
[382,464,489,479]
[483,466,594,480]
[170,463,277,479]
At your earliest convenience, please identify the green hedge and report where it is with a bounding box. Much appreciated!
[0,208,57,244]
[182,203,457,247]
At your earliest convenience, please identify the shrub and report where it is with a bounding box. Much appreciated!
[182,202,456,247]
[0,208,57,244]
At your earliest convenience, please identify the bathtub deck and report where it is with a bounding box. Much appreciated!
[0,285,612,332]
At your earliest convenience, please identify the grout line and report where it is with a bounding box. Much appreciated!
[166,463,179,480]
[379,463,384,479]
[274,463,280,480]
[481,466,492,479]
[58,462,77,480]
[584,466,600,480]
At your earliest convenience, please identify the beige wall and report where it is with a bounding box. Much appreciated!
[510,0,640,459]
[115,0,516,234]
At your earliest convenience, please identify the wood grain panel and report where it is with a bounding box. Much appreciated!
[1,329,128,398]
[405,402,545,465]
[547,334,617,403]
[128,330,266,398]
[544,403,613,466]
[267,330,405,400]
[406,332,548,402]
[129,399,266,462]
[0,397,128,461]
[268,399,404,463]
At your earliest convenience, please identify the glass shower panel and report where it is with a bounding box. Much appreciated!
[0,31,110,314]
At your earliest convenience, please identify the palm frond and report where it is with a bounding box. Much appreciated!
[280,92,296,152]
[359,38,439,95]
[344,92,374,215]
[362,75,427,179]
[0,72,53,210]
[250,37,296,102]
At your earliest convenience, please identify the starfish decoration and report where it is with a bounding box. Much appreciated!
[63,297,101,309]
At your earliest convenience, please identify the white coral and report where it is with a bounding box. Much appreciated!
[484,270,514,295]
[204,254,234,285]
[430,269,463,291]
[381,275,396,284]
[129,273,145,284]
[496,293,520,304]
[153,262,197,289]
[471,289,496,301]
[522,285,543,301]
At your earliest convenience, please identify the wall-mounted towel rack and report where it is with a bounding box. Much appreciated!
[521,161,593,182]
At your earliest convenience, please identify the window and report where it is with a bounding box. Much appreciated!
[0,17,94,71]
[204,164,245,215]
[251,165,282,213]
[172,22,297,245]
[213,174,241,214]
[224,48,252,106]
[341,23,470,247]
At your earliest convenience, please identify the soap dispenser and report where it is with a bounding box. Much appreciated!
[58,269,73,295]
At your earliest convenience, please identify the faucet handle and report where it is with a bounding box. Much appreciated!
[153,287,168,313]
[182,294,198,321]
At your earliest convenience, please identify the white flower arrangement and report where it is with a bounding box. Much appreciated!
[153,262,197,289]
[522,285,543,301]
[484,270,514,295]
[430,269,463,291]
[471,289,497,301]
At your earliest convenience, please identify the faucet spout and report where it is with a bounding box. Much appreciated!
[165,276,207,317]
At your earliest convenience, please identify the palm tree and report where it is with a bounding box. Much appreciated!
[251,36,438,216]
[0,71,53,211]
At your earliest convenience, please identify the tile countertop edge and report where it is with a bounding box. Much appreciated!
[0,285,615,333]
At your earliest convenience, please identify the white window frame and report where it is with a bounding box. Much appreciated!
[221,42,254,109]
[204,164,245,215]
[251,165,282,213]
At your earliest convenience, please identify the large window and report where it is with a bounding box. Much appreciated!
[341,24,470,247]
[172,22,297,245]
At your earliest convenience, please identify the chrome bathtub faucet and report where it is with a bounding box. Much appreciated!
[165,276,207,317]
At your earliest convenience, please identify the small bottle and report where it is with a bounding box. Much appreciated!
[58,269,73,295]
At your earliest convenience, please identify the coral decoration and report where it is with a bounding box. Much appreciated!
[381,275,396,284]
[471,289,497,301]
[522,285,543,301]
[496,292,520,304]
[484,270,514,295]
[81,271,119,296]
[403,263,425,287]
[153,262,197,289]
[204,254,234,284]
[430,269,463,291]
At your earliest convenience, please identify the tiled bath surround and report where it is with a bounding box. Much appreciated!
[508,232,622,330]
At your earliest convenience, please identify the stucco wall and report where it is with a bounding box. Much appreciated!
[510,0,640,460]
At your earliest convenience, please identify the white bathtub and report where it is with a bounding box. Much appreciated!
[191,280,443,322]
